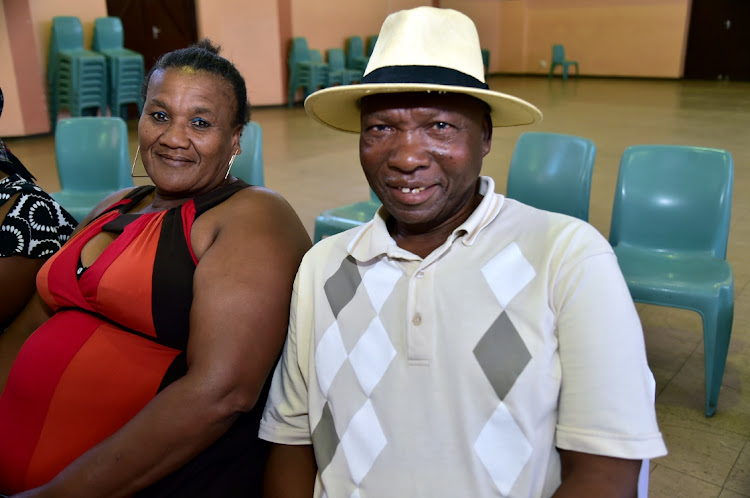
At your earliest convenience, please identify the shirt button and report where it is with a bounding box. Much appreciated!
[412,313,422,326]
[416,271,425,279]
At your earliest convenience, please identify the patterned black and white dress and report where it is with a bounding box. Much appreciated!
[0,173,77,258]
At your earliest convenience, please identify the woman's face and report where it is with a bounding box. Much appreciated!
[138,67,241,199]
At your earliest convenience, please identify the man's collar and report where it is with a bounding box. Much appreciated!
[348,176,504,261]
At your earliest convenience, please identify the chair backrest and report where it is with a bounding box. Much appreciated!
[232,122,264,186]
[51,16,85,53]
[552,44,565,63]
[310,49,324,64]
[346,36,365,65]
[366,35,378,56]
[289,37,312,69]
[506,132,596,221]
[327,48,347,71]
[55,117,133,192]
[93,17,125,51]
[609,145,733,259]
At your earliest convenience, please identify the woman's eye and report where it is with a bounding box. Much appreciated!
[192,118,211,128]
[150,111,168,122]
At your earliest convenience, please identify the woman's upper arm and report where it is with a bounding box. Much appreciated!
[555,449,641,497]
[186,188,311,408]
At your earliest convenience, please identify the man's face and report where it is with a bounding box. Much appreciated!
[359,92,492,236]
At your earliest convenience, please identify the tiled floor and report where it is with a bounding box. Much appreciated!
[5,75,750,496]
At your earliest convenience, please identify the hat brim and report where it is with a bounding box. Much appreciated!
[304,83,543,133]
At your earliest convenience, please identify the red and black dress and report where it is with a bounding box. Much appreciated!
[0,180,270,496]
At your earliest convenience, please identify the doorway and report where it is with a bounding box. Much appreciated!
[683,0,750,80]
[105,0,199,73]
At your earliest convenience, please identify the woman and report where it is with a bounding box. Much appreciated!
[0,86,77,329]
[0,40,311,496]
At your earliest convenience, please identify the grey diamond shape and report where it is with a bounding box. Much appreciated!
[473,312,531,400]
[324,255,362,319]
[312,402,340,473]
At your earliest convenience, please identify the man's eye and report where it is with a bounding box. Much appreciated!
[150,111,168,121]
[434,122,451,130]
[192,118,211,128]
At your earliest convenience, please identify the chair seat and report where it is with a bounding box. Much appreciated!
[50,190,120,222]
[614,246,734,305]
[314,200,381,242]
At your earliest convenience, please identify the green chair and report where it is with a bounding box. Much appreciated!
[609,145,734,417]
[92,17,145,118]
[326,48,362,86]
[548,44,579,80]
[345,36,369,76]
[481,49,490,74]
[366,35,378,56]
[288,37,329,106]
[506,132,596,221]
[48,17,108,130]
[51,117,134,222]
[314,188,381,243]
[232,122,264,186]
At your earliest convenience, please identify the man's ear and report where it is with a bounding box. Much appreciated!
[481,114,493,157]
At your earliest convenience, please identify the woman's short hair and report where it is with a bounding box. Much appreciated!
[142,39,250,128]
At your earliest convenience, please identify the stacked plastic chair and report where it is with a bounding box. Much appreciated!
[51,117,134,222]
[48,17,108,130]
[288,37,329,106]
[92,17,145,119]
[232,122,265,187]
[345,36,369,76]
[326,48,362,86]
[314,187,382,242]
[366,35,378,56]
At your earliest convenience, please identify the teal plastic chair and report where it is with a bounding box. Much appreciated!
[288,37,329,106]
[314,188,381,242]
[609,145,734,417]
[51,117,134,222]
[48,17,108,129]
[326,48,362,86]
[92,17,145,118]
[549,44,579,80]
[232,122,264,186]
[345,36,369,75]
[506,132,596,221]
[366,35,378,56]
[481,49,490,73]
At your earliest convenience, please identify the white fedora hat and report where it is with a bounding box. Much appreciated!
[304,6,543,133]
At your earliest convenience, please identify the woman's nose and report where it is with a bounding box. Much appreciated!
[159,121,190,149]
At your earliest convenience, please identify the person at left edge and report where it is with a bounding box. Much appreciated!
[0,86,76,330]
[0,39,311,497]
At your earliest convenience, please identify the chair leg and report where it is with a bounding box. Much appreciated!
[562,65,569,81]
[702,298,734,417]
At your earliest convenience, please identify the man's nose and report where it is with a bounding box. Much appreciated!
[387,131,431,172]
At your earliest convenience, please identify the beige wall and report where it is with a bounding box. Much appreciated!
[0,4,22,137]
[196,0,286,106]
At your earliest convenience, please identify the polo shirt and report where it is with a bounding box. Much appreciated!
[260,176,666,497]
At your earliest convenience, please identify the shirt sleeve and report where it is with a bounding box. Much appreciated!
[552,230,667,460]
[259,269,314,445]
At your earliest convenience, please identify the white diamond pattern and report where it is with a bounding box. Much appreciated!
[361,259,403,312]
[350,490,361,498]
[349,316,397,396]
[474,402,533,495]
[340,400,387,485]
[481,242,536,308]
[316,321,348,397]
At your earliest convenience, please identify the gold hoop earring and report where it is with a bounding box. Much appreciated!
[224,150,238,180]
[131,145,148,178]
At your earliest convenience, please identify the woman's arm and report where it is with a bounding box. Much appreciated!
[16,188,311,497]
[264,443,317,498]
[554,450,641,497]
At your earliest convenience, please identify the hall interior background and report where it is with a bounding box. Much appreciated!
[2,0,750,496]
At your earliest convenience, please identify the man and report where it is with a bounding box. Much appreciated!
[260,7,666,497]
